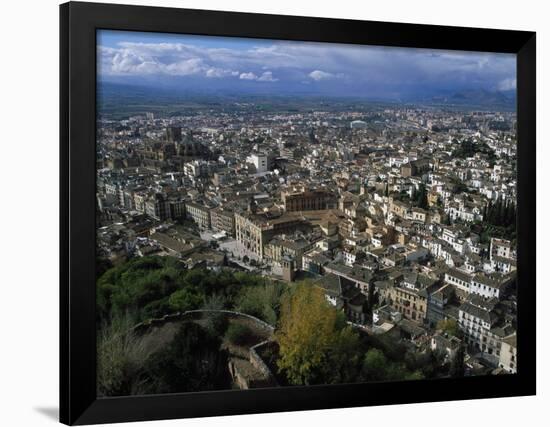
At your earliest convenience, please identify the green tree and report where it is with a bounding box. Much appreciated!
[225,323,251,346]
[449,345,465,378]
[361,347,425,382]
[361,348,388,381]
[452,180,469,194]
[202,294,229,336]
[144,322,229,393]
[236,281,287,325]
[484,197,516,229]
[97,313,154,396]
[168,287,204,312]
[437,318,461,337]
[415,183,429,209]
[97,256,187,322]
[97,256,277,324]
[324,326,364,384]
[404,349,440,379]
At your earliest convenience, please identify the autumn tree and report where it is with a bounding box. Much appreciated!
[275,283,362,385]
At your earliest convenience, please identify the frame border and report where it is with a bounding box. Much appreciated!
[60,2,536,424]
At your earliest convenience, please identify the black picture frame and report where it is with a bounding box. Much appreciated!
[60,1,536,425]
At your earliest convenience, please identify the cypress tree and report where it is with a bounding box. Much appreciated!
[450,345,465,378]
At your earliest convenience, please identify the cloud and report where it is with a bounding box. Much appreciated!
[164,58,205,76]
[238,71,278,82]
[498,77,516,91]
[104,45,206,76]
[308,70,344,81]
[206,68,239,78]
[239,72,258,80]
[309,70,334,81]
[98,32,516,97]
[258,71,278,82]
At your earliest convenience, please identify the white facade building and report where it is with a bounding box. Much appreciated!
[246,153,268,173]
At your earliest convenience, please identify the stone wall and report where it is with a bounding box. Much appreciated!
[250,340,278,385]
[132,309,275,334]
[132,309,279,388]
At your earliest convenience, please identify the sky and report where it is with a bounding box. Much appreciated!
[97,30,516,100]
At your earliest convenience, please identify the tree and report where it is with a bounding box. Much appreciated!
[449,345,465,378]
[236,281,287,325]
[97,313,154,396]
[366,283,377,314]
[202,294,228,336]
[96,257,114,278]
[225,323,251,346]
[452,138,495,161]
[168,287,204,312]
[97,256,277,325]
[97,256,190,322]
[437,318,461,337]
[404,349,440,379]
[361,348,388,381]
[483,197,517,229]
[361,348,425,382]
[324,325,364,384]
[276,284,335,385]
[144,322,229,394]
[276,283,360,385]
[415,183,429,209]
[452,180,469,195]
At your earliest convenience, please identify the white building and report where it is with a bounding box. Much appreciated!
[246,153,268,173]
[498,334,517,373]
[444,268,472,294]
[489,238,516,273]
[458,297,502,360]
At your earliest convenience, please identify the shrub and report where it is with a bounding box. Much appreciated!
[202,294,229,336]
[97,314,153,396]
[144,323,229,394]
[235,281,287,325]
[225,323,251,346]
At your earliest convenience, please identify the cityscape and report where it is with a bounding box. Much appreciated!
[96,31,518,396]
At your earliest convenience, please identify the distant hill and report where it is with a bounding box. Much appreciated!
[98,81,178,99]
[427,89,515,109]
[97,81,516,116]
